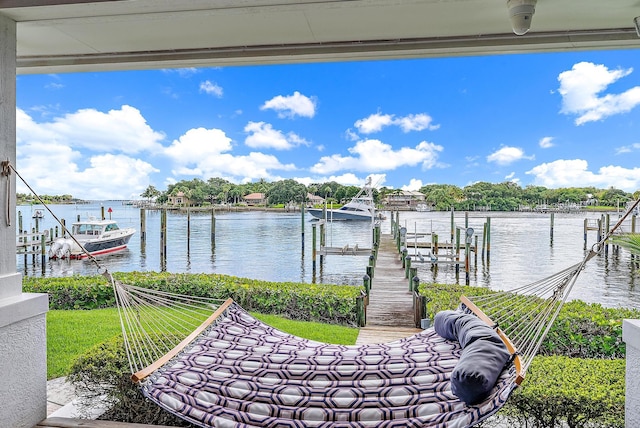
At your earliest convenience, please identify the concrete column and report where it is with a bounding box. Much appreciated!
[624,320,640,428]
[0,14,49,428]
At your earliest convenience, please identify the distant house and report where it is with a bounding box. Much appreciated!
[168,191,191,207]
[384,190,426,208]
[306,193,324,207]
[243,192,266,206]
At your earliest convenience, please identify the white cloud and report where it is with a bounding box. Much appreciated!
[15,107,163,200]
[310,139,443,174]
[199,80,223,97]
[402,178,423,191]
[162,68,200,77]
[615,143,640,155]
[486,146,533,165]
[558,62,640,125]
[539,137,554,148]
[354,112,439,134]
[294,173,386,188]
[345,128,360,141]
[395,113,440,132]
[504,172,520,184]
[18,105,165,155]
[16,139,158,200]
[354,113,394,134]
[165,127,233,163]
[526,159,640,192]
[260,91,316,119]
[165,126,296,182]
[244,121,310,150]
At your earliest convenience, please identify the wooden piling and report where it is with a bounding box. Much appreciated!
[455,228,460,274]
[482,222,487,260]
[583,218,588,250]
[101,206,105,220]
[550,212,555,242]
[486,217,491,262]
[319,221,325,263]
[474,235,478,266]
[605,214,610,254]
[409,267,417,290]
[211,208,216,248]
[301,204,305,252]
[312,222,317,273]
[160,209,167,267]
[140,208,146,243]
[450,207,455,243]
[187,207,191,253]
[40,234,46,267]
[465,228,471,285]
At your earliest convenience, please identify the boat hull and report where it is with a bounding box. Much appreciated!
[50,228,135,259]
[307,208,374,221]
[71,232,134,259]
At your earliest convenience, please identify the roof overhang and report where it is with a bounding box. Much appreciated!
[1,0,639,74]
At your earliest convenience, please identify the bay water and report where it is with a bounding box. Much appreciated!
[16,202,640,309]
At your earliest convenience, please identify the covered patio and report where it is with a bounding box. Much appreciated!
[1,1,639,427]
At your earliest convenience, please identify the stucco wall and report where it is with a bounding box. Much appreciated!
[0,297,48,428]
[624,319,640,428]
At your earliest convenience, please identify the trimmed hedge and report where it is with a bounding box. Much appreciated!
[22,272,362,326]
[505,357,625,428]
[417,282,640,358]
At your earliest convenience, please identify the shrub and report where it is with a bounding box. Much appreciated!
[504,356,625,428]
[68,336,192,426]
[417,282,640,358]
[23,272,362,325]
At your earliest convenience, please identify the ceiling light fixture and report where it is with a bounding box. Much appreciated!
[507,0,537,36]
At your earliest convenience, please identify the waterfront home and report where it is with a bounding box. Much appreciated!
[306,193,324,207]
[168,191,192,207]
[243,192,266,206]
[384,190,426,209]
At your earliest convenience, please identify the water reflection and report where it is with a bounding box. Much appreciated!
[16,203,640,309]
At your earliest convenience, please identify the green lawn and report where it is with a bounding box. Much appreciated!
[47,308,359,379]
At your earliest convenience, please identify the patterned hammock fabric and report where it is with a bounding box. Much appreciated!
[139,303,517,428]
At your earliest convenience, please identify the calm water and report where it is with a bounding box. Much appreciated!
[16,202,640,309]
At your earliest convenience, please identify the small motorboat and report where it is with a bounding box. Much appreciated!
[49,217,135,259]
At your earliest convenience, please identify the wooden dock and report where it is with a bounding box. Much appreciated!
[356,232,422,345]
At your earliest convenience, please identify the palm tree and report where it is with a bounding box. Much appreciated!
[612,234,640,257]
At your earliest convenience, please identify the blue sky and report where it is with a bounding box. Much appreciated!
[15,49,640,200]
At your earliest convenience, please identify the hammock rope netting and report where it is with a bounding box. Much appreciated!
[6,161,640,427]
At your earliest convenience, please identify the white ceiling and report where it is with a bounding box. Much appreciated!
[2,0,640,74]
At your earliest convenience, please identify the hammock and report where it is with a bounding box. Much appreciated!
[5,162,639,428]
[100,198,638,428]
[106,283,517,428]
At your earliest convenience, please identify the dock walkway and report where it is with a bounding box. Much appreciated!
[356,232,422,345]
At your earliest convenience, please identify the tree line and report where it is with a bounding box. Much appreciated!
[140,178,640,211]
